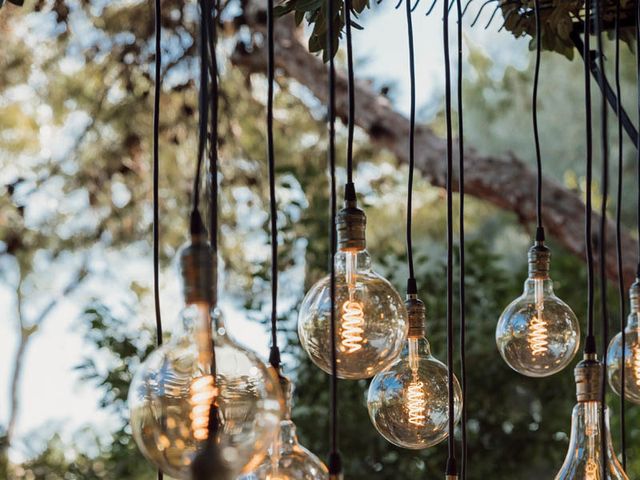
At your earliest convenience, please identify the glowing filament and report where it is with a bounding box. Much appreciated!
[341,300,365,353]
[189,375,217,441]
[633,343,640,388]
[585,459,598,480]
[406,380,427,426]
[528,315,548,356]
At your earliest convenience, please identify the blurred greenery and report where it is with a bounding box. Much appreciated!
[1,1,639,480]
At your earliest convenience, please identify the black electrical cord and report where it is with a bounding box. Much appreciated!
[594,0,609,475]
[405,0,417,294]
[637,0,640,269]
[208,0,219,258]
[583,0,596,357]
[613,0,626,469]
[327,1,341,477]
[345,0,355,187]
[266,0,281,371]
[443,0,457,475]
[152,1,162,479]
[456,0,467,475]
[532,0,545,243]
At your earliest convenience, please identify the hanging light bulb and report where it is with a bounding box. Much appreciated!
[496,242,580,377]
[606,277,640,403]
[298,187,408,379]
[554,355,628,479]
[240,374,329,480]
[129,231,283,479]
[367,295,462,448]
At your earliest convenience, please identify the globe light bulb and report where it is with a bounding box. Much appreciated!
[240,375,329,480]
[367,295,462,449]
[607,277,640,403]
[554,356,629,480]
[298,194,408,379]
[129,234,283,479]
[496,242,580,377]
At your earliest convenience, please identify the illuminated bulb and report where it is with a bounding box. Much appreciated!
[367,295,462,449]
[240,375,329,480]
[554,356,628,480]
[128,234,283,479]
[606,277,640,403]
[298,193,408,379]
[496,242,580,377]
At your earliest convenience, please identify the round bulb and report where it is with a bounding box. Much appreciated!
[129,307,283,479]
[607,279,640,403]
[298,249,408,379]
[240,377,329,480]
[367,335,462,449]
[496,245,579,377]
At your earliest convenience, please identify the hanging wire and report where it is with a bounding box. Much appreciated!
[207,0,219,258]
[583,0,596,356]
[405,0,418,294]
[443,0,458,475]
[532,0,545,242]
[637,0,640,271]
[613,0,626,468]
[267,0,281,370]
[345,0,356,187]
[593,0,609,474]
[152,0,163,479]
[327,1,341,477]
[455,0,467,474]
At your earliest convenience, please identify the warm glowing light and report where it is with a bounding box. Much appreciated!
[529,315,548,356]
[406,379,426,426]
[585,459,598,480]
[633,343,640,388]
[341,300,365,353]
[189,374,217,441]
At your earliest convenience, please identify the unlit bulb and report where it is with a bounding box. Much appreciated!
[496,243,579,377]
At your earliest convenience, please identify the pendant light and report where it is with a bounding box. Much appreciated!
[128,3,283,478]
[495,0,580,378]
[297,0,408,381]
[367,0,461,450]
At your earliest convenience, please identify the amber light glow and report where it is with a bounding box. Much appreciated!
[528,279,549,356]
[189,374,217,441]
[406,378,426,426]
[341,300,365,353]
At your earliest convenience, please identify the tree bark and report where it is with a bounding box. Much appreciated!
[230,12,637,288]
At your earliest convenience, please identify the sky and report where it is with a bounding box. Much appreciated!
[0,0,530,463]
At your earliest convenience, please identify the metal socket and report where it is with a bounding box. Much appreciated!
[406,295,426,338]
[337,204,366,252]
[180,234,215,305]
[527,243,551,279]
[575,356,603,403]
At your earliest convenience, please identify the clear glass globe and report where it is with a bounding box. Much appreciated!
[240,377,328,480]
[367,335,462,449]
[129,306,283,479]
[496,276,579,377]
[606,322,640,404]
[298,249,408,379]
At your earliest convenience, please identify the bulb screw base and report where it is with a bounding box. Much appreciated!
[575,355,603,402]
[277,372,293,419]
[528,242,551,279]
[180,233,215,305]
[406,294,426,338]
[337,186,366,252]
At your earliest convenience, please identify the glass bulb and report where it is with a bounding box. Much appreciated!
[367,335,462,449]
[607,279,640,403]
[298,249,408,379]
[129,306,283,479]
[554,402,628,479]
[240,377,329,480]
[496,248,579,377]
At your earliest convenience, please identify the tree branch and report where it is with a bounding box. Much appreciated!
[230,11,637,287]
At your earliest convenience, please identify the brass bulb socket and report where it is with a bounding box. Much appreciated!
[337,204,366,252]
[575,356,603,402]
[630,278,640,313]
[329,474,344,480]
[527,243,550,279]
[405,295,426,338]
[446,476,459,480]
[180,235,215,305]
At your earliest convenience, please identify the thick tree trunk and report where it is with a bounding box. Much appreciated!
[230,11,638,289]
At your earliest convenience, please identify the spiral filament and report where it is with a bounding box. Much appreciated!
[633,343,640,388]
[341,300,365,353]
[585,459,598,480]
[406,380,427,426]
[189,374,217,441]
[528,315,548,356]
